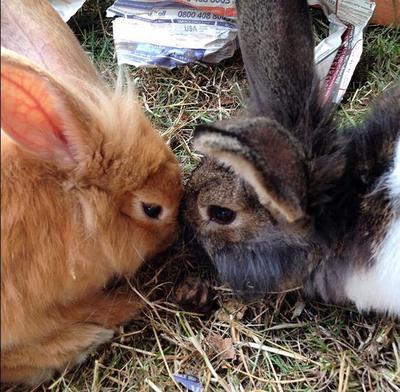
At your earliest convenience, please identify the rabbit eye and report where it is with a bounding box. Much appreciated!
[142,203,162,219]
[208,205,236,225]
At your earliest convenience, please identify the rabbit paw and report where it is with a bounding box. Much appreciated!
[174,276,217,314]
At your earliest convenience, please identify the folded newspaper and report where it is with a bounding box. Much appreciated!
[106,1,238,68]
[50,0,87,22]
[50,0,377,104]
[310,0,376,104]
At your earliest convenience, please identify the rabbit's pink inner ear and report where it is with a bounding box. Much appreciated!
[1,61,74,166]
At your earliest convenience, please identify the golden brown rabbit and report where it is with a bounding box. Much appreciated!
[1,0,183,385]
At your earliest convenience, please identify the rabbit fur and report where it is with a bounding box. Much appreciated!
[185,0,400,315]
[1,0,182,384]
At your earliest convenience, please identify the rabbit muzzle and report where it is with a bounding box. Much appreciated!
[210,239,312,300]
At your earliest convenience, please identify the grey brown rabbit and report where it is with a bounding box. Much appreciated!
[184,0,400,315]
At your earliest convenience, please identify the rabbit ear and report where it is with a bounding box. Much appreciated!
[194,118,307,223]
[1,49,90,168]
[237,0,317,132]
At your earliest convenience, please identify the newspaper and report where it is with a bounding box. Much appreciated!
[107,1,238,68]
[310,0,376,104]
[121,0,237,18]
[50,0,87,21]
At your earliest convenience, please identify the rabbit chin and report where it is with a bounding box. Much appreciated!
[210,240,311,300]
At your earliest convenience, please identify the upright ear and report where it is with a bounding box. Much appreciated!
[236,0,318,132]
[193,118,307,223]
[1,49,91,168]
